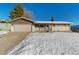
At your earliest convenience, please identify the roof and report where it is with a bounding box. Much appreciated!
[34,21,71,24]
[34,21,52,24]
[9,17,72,24]
[9,17,33,23]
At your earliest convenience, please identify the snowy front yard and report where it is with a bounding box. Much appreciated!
[7,32,79,55]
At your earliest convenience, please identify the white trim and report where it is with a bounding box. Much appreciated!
[34,21,71,24]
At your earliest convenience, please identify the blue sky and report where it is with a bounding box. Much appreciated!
[0,3,79,25]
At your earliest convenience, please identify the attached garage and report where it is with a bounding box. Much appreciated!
[10,17,33,32]
[13,24,32,32]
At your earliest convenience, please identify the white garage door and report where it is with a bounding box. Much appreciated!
[14,24,32,32]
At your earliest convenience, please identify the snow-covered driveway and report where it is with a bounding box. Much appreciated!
[7,32,79,55]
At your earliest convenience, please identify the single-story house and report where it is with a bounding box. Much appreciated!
[10,17,71,32]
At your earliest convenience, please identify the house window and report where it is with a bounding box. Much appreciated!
[40,24,48,28]
[35,24,39,27]
[35,24,49,28]
[63,24,69,26]
[53,24,56,26]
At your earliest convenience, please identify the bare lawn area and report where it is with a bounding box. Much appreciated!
[0,32,28,54]
[8,32,79,55]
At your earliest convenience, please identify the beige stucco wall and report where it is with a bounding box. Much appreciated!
[11,24,71,32]
[52,24,70,32]
[11,25,14,32]
[32,25,39,32]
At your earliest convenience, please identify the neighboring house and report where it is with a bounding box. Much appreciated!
[10,17,71,32]
[0,21,11,31]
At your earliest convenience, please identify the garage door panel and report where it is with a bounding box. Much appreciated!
[14,24,31,32]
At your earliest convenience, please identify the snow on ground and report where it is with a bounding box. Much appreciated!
[7,32,79,55]
[0,31,9,35]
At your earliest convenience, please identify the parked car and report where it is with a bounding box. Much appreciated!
[71,25,79,32]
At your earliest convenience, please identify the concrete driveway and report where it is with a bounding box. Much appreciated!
[0,32,28,54]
